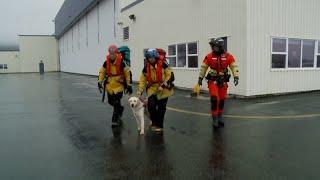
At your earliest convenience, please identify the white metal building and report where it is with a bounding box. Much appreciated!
[56,0,320,96]
[0,35,58,73]
[55,0,122,75]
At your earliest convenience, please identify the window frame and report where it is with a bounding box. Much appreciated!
[167,41,199,69]
[301,39,316,68]
[271,37,288,69]
[167,44,177,67]
[271,37,320,71]
[316,40,320,68]
[288,38,302,68]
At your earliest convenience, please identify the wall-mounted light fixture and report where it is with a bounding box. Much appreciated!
[129,14,136,21]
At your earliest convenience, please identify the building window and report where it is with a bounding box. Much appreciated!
[271,37,319,69]
[4,64,8,69]
[167,42,198,68]
[187,42,198,68]
[272,38,287,68]
[302,40,315,67]
[0,64,3,69]
[167,45,176,67]
[177,44,186,67]
[123,27,129,41]
[288,39,301,68]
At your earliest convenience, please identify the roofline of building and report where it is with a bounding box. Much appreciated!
[121,0,144,12]
[55,0,104,39]
[0,45,20,51]
[18,35,55,37]
[0,50,20,52]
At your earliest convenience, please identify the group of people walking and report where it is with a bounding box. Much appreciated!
[98,38,239,132]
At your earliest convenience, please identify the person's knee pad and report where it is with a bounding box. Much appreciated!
[210,96,218,111]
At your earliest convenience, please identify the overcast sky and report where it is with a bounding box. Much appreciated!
[0,0,65,50]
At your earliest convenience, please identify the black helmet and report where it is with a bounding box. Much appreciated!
[209,38,224,47]
[209,38,225,55]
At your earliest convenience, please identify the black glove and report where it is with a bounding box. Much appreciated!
[198,77,203,86]
[97,80,104,93]
[234,77,239,86]
[126,85,133,95]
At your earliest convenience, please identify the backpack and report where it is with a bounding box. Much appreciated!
[155,48,175,87]
[156,48,166,59]
[118,46,130,66]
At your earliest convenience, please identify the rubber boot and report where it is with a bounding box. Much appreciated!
[111,111,119,127]
[218,115,224,127]
[212,116,219,129]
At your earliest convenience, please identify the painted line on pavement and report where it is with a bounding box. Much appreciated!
[167,107,320,119]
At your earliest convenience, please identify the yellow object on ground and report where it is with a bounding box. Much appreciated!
[191,84,201,97]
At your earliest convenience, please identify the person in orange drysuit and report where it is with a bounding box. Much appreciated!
[197,38,239,129]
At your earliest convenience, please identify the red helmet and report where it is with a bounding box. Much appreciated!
[108,45,118,54]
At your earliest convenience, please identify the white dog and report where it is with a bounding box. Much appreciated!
[128,96,149,135]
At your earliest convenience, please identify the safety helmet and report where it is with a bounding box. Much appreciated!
[209,38,224,48]
[209,38,225,55]
[108,45,118,54]
[144,48,159,59]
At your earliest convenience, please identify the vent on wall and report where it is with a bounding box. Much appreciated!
[123,26,129,41]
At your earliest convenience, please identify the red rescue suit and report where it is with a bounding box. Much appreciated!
[200,52,239,116]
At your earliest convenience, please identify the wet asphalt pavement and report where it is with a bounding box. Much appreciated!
[0,72,320,180]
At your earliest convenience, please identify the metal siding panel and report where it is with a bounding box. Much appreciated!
[120,0,247,95]
[248,0,320,96]
[87,6,99,49]
[59,0,118,75]
[99,0,115,47]
[55,0,105,38]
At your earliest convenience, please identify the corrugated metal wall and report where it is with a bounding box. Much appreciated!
[59,0,121,75]
[57,0,320,96]
[120,0,248,95]
[247,0,320,96]
[55,0,103,38]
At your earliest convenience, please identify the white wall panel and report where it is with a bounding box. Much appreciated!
[19,36,58,72]
[0,52,20,73]
[120,0,248,95]
[247,0,320,95]
[59,0,119,76]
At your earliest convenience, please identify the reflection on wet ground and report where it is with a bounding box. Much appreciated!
[0,73,320,179]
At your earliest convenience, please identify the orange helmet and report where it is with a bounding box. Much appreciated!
[108,45,118,54]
